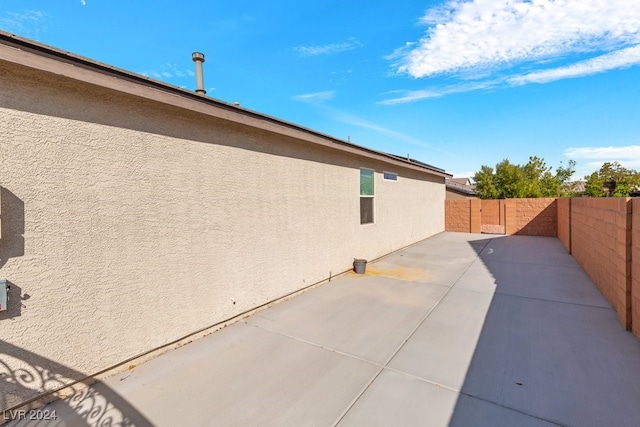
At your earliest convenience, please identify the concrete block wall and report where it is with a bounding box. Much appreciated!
[570,198,632,329]
[446,196,640,337]
[445,199,482,233]
[480,200,501,225]
[557,198,571,253]
[445,200,472,232]
[444,198,556,236]
[508,198,557,236]
[470,199,481,233]
[632,199,640,338]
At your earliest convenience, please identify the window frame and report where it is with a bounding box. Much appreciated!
[383,171,398,182]
[359,168,375,225]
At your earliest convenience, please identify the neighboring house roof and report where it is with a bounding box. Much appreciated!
[445,177,477,196]
[446,185,477,197]
[447,177,472,186]
[0,31,451,179]
[565,181,586,194]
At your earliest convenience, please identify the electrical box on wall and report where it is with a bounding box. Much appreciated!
[0,279,7,311]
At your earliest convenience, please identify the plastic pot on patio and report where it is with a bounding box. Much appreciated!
[353,259,367,274]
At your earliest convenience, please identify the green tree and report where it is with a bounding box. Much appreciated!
[555,160,578,197]
[495,159,528,198]
[473,157,575,199]
[473,165,500,199]
[584,162,640,197]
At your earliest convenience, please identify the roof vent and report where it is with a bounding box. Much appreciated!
[191,52,206,95]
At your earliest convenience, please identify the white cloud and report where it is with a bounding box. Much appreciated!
[294,38,362,57]
[565,145,640,160]
[81,0,87,5]
[137,64,195,81]
[565,145,640,175]
[388,0,640,101]
[509,45,640,85]
[325,107,456,156]
[0,10,47,38]
[398,0,640,78]
[378,79,500,104]
[292,91,336,102]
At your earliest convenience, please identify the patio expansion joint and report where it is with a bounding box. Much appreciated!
[481,258,583,270]
[492,292,613,311]
[330,237,495,427]
[245,321,384,368]
[455,391,565,426]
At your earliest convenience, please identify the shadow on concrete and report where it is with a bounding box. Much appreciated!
[1,340,152,426]
[449,235,640,426]
[514,203,557,237]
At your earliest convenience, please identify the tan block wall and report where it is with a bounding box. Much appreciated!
[557,198,571,253]
[446,198,556,236]
[481,200,501,225]
[510,198,557,236]
[446,196,640,336]
[444,199,482,233]
[571,198,631,329]
[445,200,471,232]
[632,199,640,338]
[470,199,482,233]
[0,60,445,409]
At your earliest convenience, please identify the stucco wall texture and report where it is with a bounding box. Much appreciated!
[0,61,444,408]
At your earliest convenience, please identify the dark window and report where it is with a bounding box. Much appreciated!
[360,197,374,224]
[383,171,398,181]
[360,169,374,224]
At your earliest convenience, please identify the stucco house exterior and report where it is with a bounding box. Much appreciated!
[0,31,450,411]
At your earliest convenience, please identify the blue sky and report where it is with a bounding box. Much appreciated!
[2,1,640,179]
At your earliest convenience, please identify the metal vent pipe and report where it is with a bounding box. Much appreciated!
[192,52,206,95]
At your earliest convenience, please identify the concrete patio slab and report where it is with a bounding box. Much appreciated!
[388,287,495,390]
[7,232,640,427]
[367,253,475,287]
[452,259,497,293]
[480,259,611,307]
[337,369,459,426]
[339,369,557,427]
[18,322,381,427]
[479,235,576,267]
[247,274,450,364]
[459,293,640,427]
[397,232,492,260]
[449,394,559,427]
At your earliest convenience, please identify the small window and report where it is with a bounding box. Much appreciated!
[360,168,374,224]
[383,171,398,181]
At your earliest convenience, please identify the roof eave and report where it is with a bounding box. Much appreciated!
[0,31,451,179]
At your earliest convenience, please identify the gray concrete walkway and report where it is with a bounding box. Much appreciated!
[9,232,640,426]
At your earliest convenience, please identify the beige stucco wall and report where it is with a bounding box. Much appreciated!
[0,60,445,409]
